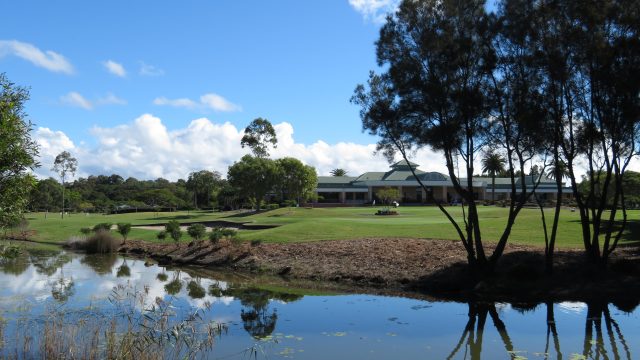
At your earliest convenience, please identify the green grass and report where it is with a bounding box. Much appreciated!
[20,206,640,249]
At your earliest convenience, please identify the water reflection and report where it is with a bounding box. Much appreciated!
[0,247,638,359]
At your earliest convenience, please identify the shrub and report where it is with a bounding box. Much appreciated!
[220,228,237,238]
[80,227,92,235]
[187,224,206,241]
[93,223,113,232]
[165,221,182,243]
[157,231,167,241]
[266,203,280,210]
[250,239,262,247]
[116,223,132,243]
[82,230,119,254]
[209,230,222,244]
[281,200,298,208]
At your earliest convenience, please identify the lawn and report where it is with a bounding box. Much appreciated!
[20,206,640,249]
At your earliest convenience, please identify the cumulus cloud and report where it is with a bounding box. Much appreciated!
[36,115,638,182]
[139,61,164,76]
[348,0,399,23]
[153,93,241,112]
[32,115,449,181]
[103,60,126,77]
[60,92,93,110]
[60,92,127,109]
[0,40,74,74]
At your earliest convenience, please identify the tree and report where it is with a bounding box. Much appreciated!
[353,0,505,273]
[165,220,182,243]
[186,170,221,209]
[187,223,206,241]
[0,73,38,232]
[375,187,400,210]
[240,118,278,158]
[275,157,318,205]
[52,151,78,219]
[481,152,506,203]
[116,223,131,243]
[227,155,279,211]
[330,168,347,177]
[30,178,63,214]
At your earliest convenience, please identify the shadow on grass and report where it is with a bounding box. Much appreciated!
[139,214,206,221]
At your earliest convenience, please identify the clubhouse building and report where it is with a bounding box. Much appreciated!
[315,160,569,205]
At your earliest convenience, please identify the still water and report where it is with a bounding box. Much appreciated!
[0,247,638,359]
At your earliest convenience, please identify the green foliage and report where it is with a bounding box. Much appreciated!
[266,204,280,210]
[51,151,78,218]
[93,223,113,232]
[80,227,92,235]
[227,155,279,211]
[240,117,277,158]
[186,223,206,240]
[209,229,222,244]
[0,243,21,259]
[330,168,347,177]
[117,223,132,242]
[275,157,318,204]
[157,230,167,241]
[186,170,222,209]
[0,73,39,231]
[165,220,182,242]
[375,187,400,207]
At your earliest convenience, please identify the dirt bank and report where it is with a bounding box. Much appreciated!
[119,238,640,303]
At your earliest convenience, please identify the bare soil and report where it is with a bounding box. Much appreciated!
[119,238,640,303]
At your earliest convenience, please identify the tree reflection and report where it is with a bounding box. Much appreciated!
[582,302,632,360]
[165,272,183,295]
[222,285,303,339]
[81,253,118,275]
[116,258,131,278]
[544,302,562,359]
[30,251,72,276]
[446,302,515,360]
[0,256,30,276]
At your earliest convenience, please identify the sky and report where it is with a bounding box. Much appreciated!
[2,1,636,181]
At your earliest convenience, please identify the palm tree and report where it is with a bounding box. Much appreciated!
[481,152,506,204]
[546,159,569,181]
[330,168,347,177]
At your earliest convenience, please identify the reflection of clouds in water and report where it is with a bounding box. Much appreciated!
[558,302,587,314]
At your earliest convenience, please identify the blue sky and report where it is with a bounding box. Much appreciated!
[4,1,440,179]
[3,1,382,145]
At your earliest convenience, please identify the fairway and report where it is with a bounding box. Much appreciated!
[21,206,640,249]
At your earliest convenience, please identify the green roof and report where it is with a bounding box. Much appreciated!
[391,160,419,168]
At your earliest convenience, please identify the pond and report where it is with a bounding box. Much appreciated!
[0,246,638,359]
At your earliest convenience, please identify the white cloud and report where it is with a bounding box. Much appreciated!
[60,91,93,110]
[139,62,164,76]
[199,93,242,112]
[153,93,241,112]
[96,93,127,105]
[103,60,126,77]
[153,97,198,109]
[60,92,127,109]
[0,40,74,74]
[32,115,451,181]
[348,0,399,23]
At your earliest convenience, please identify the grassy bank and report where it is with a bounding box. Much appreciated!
[20,206,640,248]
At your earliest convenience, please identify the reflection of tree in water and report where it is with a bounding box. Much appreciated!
[116,258,131,278]
[0,256,30,276]
[222,285,303,339]
[187,278,206,299]
[51,272,75,303]
[581,302,632,360]
[446,302,515,360]
[81,253,118,275]
[29,250,72,276]
[164,272,183,295]
[156,272,169,282]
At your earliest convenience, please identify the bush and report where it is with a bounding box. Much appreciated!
[165,220,182,243]
[250,239,262,247]
[280,200,298,208]
[157,230,167,241]
[80,227,92,235]
[375,209,398,216]
[266,203,279,210]
[209,230,222,244]
[116,223,132,243]
[187,223,207,241]
[72,230,119,254]
[93,223,113,232]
